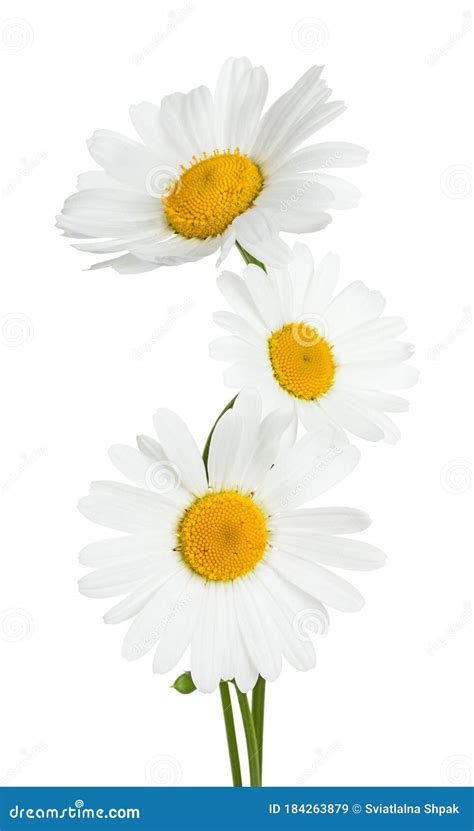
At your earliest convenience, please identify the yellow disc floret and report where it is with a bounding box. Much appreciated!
[177,491,268,581]
[162,150,264,239]
[268,323,336,400]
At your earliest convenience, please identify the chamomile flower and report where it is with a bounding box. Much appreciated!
[57,58,367,274]
[78,390,384,693]
[211,246,419,443]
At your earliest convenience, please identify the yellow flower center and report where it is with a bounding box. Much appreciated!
[162,150,264,239]
[177,491,268,581]
[268,323,337,400]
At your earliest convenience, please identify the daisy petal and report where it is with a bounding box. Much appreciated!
[153,409,208,496]
[256,429,360,511]
[122,566,192,660]
[269,549,364,612]
[208,409,242,490]
[274,533,386,571]
[274,507,371,536]
[153,574,205,673]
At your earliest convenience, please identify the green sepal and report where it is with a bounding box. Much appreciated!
[171,671,196,694]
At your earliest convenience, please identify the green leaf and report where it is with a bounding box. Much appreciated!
[171,671,196,694]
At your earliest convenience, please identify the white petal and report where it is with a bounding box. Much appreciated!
[288,243,315,316]
[336,362,419,390]
[254,67,344,167]
[271,142,368,178]
[253,565,316,670]
[208,409,242,490]
[78,481,180,534]
[153,574,205,673]
[318,389,385,442]
[129,102,162,149]
[89,254,160,274]
[78,557,165,598]
[255,429,360,511]
[296,399,332,432]
[227,583,258,692]
[231,388,263,487]
[153,409,208,496]
[107,444,184,497]
[314,173,361,209]
[79,532,174,567]
[223,360,269,388]
[209,336,258,363]
[191,583,221,693]
[136,434,166,460]
[241,407,294,492]
[303,252,339,315]
[87,129,162,191]
[273,533,386,571]
[233,576,281,681]
[214,57,268,151]
[217,270,267,332]
[274,507,371,536]
[212,311,263,347]
[269,549,364,612]
[122,566,191,660]
[232,208,292,267]
[355,390,409,413]
[243,264,284,329]
[325,281,386,337]
[104,568,181,624]
[336,316,407,348]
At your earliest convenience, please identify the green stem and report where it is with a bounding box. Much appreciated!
[219,681,242,787]
[234,683,261,786]
[202,395,237,476]
[235,241,267,272]
[251,676,266,778]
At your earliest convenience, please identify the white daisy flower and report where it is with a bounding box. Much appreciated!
[211,246,419,444]
[78,390,385,693]
[57,58,367,275]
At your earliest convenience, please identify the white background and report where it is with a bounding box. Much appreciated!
[1,0,472,788]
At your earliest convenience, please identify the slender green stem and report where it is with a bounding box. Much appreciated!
[234,683,261,786]
[202,395,237,476]
[251,676,266,778]
[235,241,267,272]
[219,681,242,786]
